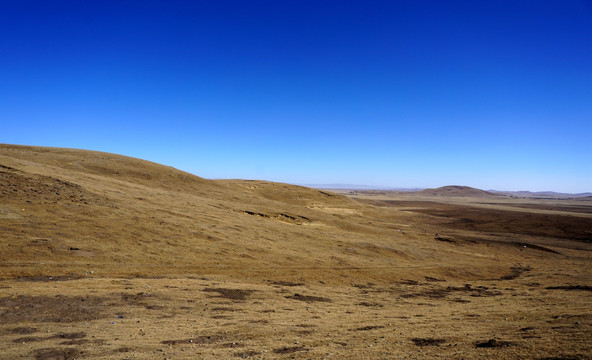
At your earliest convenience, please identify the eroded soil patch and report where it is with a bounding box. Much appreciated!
[234,350,260,358]
[270,281,305,287]
[353,325,385,331]
[273,346,307,354]
[12,332,87,344]
[358,302,383,307]
[162,335,225,345]
[401,284,502,300]
[546,285,592,292]
[117,291,166,310]
[365,199,592,242]
[285,293,332,303]
[411,338,446,346]
[500,265,531,280]
[16,275,83,282]
[202,288,255,301]
[7,327,38,334]
[475,339,515,348]
[33,347,80,360]
[0,295,107,323]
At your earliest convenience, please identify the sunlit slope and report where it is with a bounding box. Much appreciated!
[0,144,534,282]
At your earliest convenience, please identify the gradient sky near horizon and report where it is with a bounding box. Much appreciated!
[1,1,590,192]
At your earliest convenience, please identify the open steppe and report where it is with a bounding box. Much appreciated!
[1,144,591,359]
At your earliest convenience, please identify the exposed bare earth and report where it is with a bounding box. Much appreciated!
[1,144,591,359]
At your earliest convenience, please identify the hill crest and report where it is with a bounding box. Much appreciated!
[417,185,500,197]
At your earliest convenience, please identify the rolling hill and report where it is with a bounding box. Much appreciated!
[416,185,501,197]
[2,144,468,283]
[1,144,591,359]
[0,144,378,281]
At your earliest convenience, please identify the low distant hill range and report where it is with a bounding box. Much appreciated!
[311,184,591,199]
[416,185,500,197]
[489,190,592,199]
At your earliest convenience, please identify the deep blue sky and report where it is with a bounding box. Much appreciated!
[1,1,590,192]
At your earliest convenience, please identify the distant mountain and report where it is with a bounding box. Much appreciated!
[305,184,591,198]
[417,185,500,197]
[489,190,592,199]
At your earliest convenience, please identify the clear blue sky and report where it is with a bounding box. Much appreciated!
[1,1,590,192]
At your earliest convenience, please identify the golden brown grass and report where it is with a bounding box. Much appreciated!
[1,144,590,359]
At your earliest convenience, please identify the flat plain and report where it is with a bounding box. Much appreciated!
[1,144,590,359]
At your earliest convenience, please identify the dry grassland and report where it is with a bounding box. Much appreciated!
[1,144,590,359]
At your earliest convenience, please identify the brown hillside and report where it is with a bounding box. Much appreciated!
[0,144,374,281]
[1,144,591,359]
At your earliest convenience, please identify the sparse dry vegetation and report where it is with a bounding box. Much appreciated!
[1,144,591,359]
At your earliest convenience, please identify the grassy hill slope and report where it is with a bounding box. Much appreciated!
[1,144,591,359]
[0,144,585,284]
[0,144,452,282]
